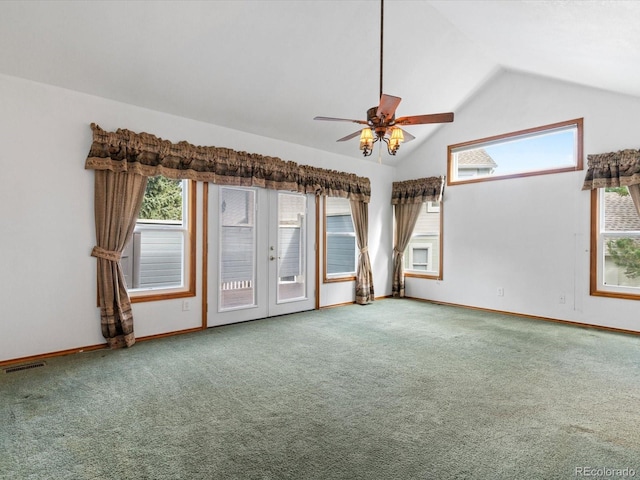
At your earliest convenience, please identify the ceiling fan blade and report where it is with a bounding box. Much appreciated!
[385,127,416,143]
[336,130,363,142]
[377,94,402,119]
[314,116,368,125]
[395,112,454,125]
[400,128,415,143]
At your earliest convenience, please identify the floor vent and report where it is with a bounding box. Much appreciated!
[3,361,47,373]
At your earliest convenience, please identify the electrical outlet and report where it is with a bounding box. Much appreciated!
[182,300,191,312]
[497,287,504,297]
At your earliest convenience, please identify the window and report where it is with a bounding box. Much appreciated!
[324,196,356,281]
[409,247,430,271]
[448,118,583,185]
[122,177,195,301]
[591,187,640,299]
[404,201,443,279]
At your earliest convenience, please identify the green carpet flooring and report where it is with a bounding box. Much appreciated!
[2,299,640,479]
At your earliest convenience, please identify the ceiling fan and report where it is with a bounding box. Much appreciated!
[313,0,454,158]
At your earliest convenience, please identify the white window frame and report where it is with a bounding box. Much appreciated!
[127,179,195,302]
[218,186,257,312]
[409,245,432,272]
[277,192,306,286]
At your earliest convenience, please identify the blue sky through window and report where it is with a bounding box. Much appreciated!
[483,129,576,176]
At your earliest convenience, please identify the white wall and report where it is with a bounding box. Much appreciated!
[0,73,394,363]
[397,69,640,333]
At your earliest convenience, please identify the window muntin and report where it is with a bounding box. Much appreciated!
[324,196,356,281]
[404,201,443,280]
[123,178,195,301]
[448,118,583,185]
[591,187,640,299]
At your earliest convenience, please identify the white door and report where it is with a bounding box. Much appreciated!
[207,186,315,327]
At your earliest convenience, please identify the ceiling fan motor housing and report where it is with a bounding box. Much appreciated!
[367,106,395,130]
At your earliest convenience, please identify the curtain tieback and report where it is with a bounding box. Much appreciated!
[360,247,368,254]
[393,248,403,255]
[91,246,122,262]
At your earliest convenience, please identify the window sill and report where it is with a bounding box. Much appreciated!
[323,275,356,284]
[589,289,640,302]
[405,272,442,281]
[130,287,196,303]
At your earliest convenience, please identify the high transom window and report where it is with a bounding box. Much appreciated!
[448,118,583,185]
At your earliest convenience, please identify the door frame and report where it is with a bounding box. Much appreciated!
[202,184,318,328]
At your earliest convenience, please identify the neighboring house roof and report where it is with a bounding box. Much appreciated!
[605,192,640,231]
[457,149,498,169]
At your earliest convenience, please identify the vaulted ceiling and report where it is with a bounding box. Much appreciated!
[2,1,639,165]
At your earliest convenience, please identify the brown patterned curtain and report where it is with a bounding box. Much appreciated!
[350,199,374,304]
[91,170,148,348]
[582,149,640,190]
[391,203,423,297]
[391,177,444,297]
[583,149,640,215]
[629,185,640,217]
[85,124,371,202]
[85,124,373,344]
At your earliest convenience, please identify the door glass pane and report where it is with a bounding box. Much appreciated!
[219,188,256,310]
[278,193,306,303]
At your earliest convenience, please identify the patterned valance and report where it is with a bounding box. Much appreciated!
[582,149,640,190]
[391,176,445,204]
[85,124,371,202]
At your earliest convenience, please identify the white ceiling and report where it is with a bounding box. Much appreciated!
[2,0,639,165]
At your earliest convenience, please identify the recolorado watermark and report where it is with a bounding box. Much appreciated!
[575,466,636,477]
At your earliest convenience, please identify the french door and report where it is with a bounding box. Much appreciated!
[207,186,315,327]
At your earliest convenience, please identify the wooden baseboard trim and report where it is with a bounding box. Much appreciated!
[0,343,107,368]
[136,327,203,343]
[0,326,206,368]
[10,297,632,368]
[320,295,391,310]
[406,296,640,337]
[320,301,355,309]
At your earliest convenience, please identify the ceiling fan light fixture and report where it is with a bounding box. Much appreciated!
[359,128,375,156]
[388,127,404,154]
[312,0,454,161]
